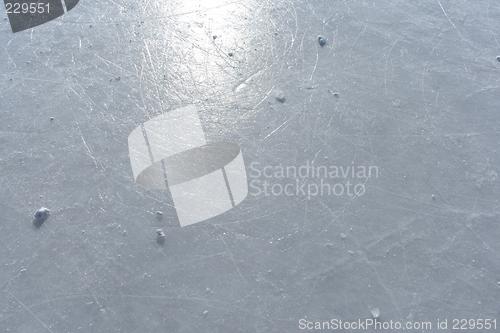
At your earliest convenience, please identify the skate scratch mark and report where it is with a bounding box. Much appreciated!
[77,126,99,168]
[8,292,55,333]
[220,234,246,284]
[437,0,463,39]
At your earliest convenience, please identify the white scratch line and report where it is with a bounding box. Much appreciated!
[253,84,276,110]
[310,49,319,81]
[220,235,246,284]
[487,0,500,49]
[437,0,463,39]
[78,128,98,168]
[8,292,54,333]
[261,110,300,141]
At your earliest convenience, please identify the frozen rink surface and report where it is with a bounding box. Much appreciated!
[1,0,500,332]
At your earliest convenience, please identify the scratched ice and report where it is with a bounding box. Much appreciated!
[1,0,500,332]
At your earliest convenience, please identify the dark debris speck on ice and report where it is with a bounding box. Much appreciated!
[318,35,326,46]
[34,207,50,219]
[156,229,165,238]
[275,91,286,103]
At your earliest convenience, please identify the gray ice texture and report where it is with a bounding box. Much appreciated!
[1,0,500,332]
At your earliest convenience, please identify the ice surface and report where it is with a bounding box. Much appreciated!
[1,0,500,332]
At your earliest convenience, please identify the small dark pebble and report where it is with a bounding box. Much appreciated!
[213,35,217,40]
[50,117,54,120]
[333,93,339,98]
[156,211,163,216]
[275,91,286,103]
[497,56,500,62]
[156,231,165,245]
[34,207,50,219]
[318,35,326,46]
[228,52,233,57]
